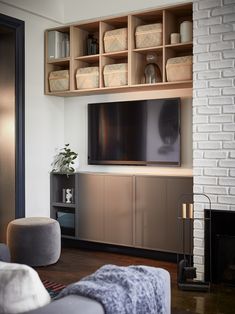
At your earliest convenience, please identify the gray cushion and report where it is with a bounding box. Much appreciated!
[0,261,51,314]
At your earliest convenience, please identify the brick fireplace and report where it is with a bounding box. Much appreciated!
[193,0,235,281]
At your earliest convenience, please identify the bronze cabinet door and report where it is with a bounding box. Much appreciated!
[135,176,193,253]
[78,173,105,242]
[77,173,193,253]
[104,175,133,246]
[135,176,167,251]
[77,173,133,246]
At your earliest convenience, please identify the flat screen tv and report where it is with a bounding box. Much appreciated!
[88,98,181,166]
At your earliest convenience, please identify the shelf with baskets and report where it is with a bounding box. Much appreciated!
[45,2,192,97]
[45,26,71,94]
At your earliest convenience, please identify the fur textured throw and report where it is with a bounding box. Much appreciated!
[57,264,169,314]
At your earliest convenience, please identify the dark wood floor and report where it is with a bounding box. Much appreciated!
[36,247,235,314]
[36,246,177,285]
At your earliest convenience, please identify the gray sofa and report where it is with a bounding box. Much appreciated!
[0,243,104,314]
[22,295,104,314]
[0,244,171,314]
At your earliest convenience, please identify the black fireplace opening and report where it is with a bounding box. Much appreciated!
[205,210,235,285]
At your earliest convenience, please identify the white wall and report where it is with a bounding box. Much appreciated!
[0,0,64,23]
[65,92,192,176]
[1,0,192,24]
[64,0,192,176]
[0,0,193,219]
[64,0,191,23]
[0,2,65,217]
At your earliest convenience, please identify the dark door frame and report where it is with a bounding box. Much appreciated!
[0,13,25,218]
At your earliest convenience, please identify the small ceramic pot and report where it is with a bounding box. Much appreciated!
[170,33,180,44]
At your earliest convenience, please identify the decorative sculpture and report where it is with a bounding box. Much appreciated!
[65,188,73,203]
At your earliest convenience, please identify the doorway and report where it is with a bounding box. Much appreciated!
[0,13,25,242]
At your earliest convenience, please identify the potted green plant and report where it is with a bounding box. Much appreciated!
[51,144,78,174]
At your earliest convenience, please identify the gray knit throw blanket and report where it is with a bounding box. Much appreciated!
[56,264,167,314]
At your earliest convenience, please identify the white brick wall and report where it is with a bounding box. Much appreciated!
[193,0,235,280]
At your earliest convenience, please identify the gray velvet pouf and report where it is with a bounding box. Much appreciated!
[7,217,61,266]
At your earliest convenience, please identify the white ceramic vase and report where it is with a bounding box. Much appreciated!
[180,21,193,43]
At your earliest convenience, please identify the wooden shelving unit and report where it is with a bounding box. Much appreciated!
[50,172,193,252]
[50,173,78,239]
[45,3,192,97]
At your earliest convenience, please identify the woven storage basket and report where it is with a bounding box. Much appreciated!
[76,66,99,89]
[49,70,69,92]
[104,28,127,53]
[103,63,127,87]
[166,55,192,82]
[135,23,162,48]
